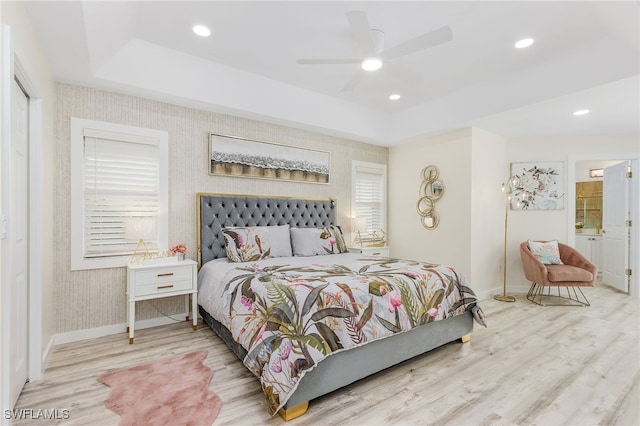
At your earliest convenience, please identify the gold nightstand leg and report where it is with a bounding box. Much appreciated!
[126,326,129,333]
[129,337,134,344]
[192,325,198,331]
[185,315,190,321]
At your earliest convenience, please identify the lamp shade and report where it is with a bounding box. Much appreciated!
[352,217,368,233]
[125,217,157,241]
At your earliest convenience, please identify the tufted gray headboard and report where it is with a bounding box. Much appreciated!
[197,193,336,266]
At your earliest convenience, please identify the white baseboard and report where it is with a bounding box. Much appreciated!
[476,285,530,301]
[53,314,190,345]
[41,336,55,372]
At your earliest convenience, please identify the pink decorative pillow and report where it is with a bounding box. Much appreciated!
[527,240,563,265]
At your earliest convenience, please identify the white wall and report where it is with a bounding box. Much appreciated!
[1,0,57,404]
[389,128,473,273]
[389,127,506,298]
[470,128,508,296]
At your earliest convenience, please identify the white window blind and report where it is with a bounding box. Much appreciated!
[352,161,387,240]
[83,133,160,257]
[71,118,168,270]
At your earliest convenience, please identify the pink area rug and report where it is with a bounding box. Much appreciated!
[97,350,222,426]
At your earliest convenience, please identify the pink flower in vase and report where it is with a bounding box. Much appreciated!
[169,243,187,260]
[169,243,187,254]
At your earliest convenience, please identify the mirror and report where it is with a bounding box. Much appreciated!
[417,165,444,230]
[429,180,445,198]
[575,181,602,231]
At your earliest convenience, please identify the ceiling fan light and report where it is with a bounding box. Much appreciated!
[193,25,211,37]
[361,57,383,71]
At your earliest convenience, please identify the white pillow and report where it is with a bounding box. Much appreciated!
[527,240,563,265]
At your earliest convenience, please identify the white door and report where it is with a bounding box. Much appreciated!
[10,77,29,407]
[601,161,630,293]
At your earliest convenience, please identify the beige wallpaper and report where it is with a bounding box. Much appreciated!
[54,84,388,333]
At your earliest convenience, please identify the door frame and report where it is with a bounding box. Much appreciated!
[1,24,44,411]
[567,153,639,298]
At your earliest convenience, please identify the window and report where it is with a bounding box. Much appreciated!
[351,161,387,241]
[70,118,168,270]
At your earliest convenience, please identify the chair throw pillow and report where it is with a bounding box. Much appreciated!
[527,239,563,265]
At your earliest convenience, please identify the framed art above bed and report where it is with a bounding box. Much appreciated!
[209,134,330,184]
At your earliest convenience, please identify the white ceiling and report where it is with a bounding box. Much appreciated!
[23,1,640,146]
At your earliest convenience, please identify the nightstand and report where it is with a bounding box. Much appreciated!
[348,246,390,257]
[126,258,197,344]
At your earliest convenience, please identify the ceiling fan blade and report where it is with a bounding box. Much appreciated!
[341,72,365,92]
[346,10,375,56]
[382,25,453,60]
[297,58,361,65]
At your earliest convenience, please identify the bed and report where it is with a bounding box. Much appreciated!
[196,193,485,420]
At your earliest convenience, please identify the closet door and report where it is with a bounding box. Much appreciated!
[9,77,30,407]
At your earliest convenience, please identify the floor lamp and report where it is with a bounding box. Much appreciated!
[494,177,519,302]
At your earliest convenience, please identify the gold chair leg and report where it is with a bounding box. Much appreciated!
[526,282,590,306]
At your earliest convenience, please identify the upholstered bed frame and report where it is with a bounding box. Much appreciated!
[197,193,473,420]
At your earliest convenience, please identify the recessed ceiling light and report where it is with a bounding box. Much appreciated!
[361,57,383,71]
[389,94,401,100]
[193,25,211,37]
[573,109,590,116]
[514,38,534,49]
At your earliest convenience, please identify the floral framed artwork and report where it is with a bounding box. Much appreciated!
[209,133,330,184]
[510,162,565,210]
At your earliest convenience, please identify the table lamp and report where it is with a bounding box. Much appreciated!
[352,217,367,247]
[125,217,157,262]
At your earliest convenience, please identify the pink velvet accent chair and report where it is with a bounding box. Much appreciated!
[520,241,597,306]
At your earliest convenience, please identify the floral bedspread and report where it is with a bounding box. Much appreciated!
[200,253,485,415]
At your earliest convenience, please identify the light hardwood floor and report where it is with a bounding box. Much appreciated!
[14,284,639,425]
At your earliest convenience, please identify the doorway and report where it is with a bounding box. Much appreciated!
[568,155,639,298]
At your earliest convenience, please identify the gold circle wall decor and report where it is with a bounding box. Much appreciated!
[417,165,444,230]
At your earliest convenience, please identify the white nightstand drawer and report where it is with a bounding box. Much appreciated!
[135,278,194,297]
[126,259,198,344]
[133,266,193,285]
[348,246,390,257]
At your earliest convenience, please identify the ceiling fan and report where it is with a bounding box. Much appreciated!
[297,10,453,92]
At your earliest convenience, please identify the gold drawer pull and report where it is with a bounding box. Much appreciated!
[157,272,174,277]
[372,252,381,255]
[157,284,174,289]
